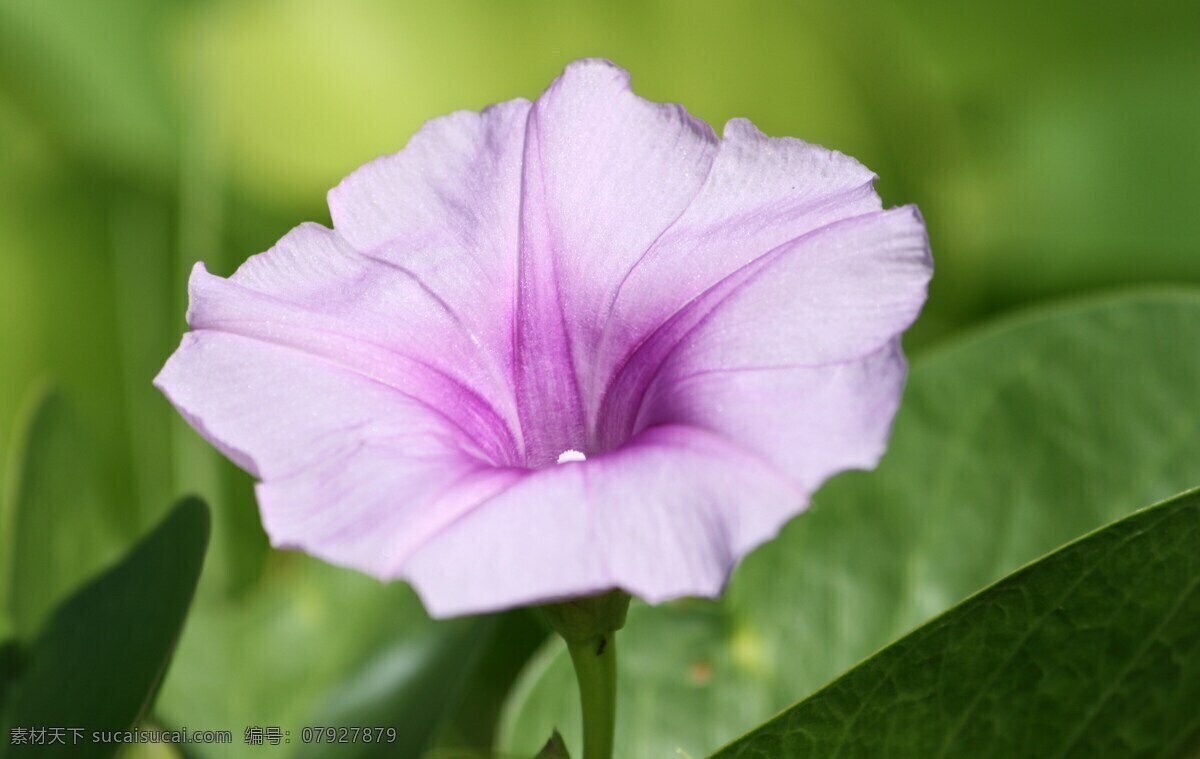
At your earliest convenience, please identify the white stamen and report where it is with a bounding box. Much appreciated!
[557,449,587,464]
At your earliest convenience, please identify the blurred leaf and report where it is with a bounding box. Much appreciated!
[155,557,435,758]
[499,291,1200,757]
[711,488,1200,758]
[0,640,22,717]
[0,130,145,525]
[0,96,56,446]
[0,382,123,637]
[295,618,488,759]
[0,498,209,759]
[533,730,570,759]
[122,742,184,759]
[109,192,176,529]
[157,581,544,759]
[431,610,548,753]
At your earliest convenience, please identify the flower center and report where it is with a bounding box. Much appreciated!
[557,449,587,464]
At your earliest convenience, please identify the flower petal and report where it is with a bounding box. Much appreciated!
[328,98,530,257]
[257,443,523,581]
[513,59,720,465]
[403,425,803,618]
[155,330,468,482]
[599,205,932,485]
[188,226,520,465]
[326,98,532,459]
[593,118,883,383]
[640,343,909,492]
[155,328,526,580]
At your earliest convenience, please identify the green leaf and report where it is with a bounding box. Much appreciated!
[499,291,1200,758]
[293,617,488,759]
[712,487,1200,757]
[0,498,209,758]
[152,558,436,758]
[433,609,548,753]
[155,568,546,759]
[0,640,22,717]
[0,383,124,637]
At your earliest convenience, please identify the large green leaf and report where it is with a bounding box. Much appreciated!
[0,383,125,638]
[712,487,1200,757]
[499,291,1200,758]
[0,498,209,758]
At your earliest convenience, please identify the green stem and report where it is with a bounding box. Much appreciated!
[539,590,629,758]
[566,632,618,759]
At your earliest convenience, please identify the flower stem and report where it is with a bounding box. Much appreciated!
[539,590,629,758]
[566,632,618,759]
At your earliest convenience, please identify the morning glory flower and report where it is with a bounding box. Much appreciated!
[155,59,931,618]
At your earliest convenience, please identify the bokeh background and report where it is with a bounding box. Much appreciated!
[1,1,1198,757]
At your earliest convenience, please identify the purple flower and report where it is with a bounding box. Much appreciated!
[156,60,931,618]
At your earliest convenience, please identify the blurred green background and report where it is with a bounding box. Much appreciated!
[1,1,1198,757]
